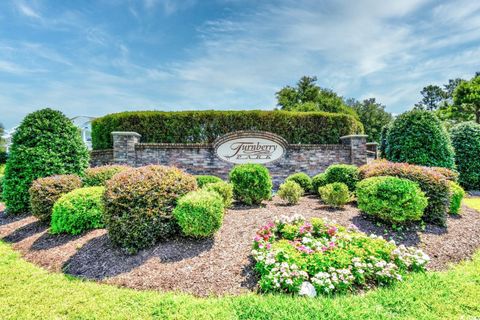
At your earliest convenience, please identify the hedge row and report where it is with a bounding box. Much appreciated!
[91,110,364,150]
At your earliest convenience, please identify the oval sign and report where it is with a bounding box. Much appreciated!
[213,131,288,164]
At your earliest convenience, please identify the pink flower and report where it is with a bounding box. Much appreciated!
[327,226,337,237]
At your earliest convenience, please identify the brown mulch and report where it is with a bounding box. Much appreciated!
[0,197,479,297]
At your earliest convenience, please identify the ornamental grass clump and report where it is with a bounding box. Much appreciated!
[203,181,233,208]
[196,175,223,188]
[104,165,197,254]
[324,164,360,191]
[173,190,224,238]
[50,186,105,235]
[360,160,450,226]
[318,182,351,208]
[252,215,429,297]
[449,181,465,215]
[229,164,272,205]
[285,173,313,193]
[356,176,428,224]
[29,174,83,222]
[278,181,304,205]
[83,165,130,187]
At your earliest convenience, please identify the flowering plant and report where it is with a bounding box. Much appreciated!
[252,215,429,297]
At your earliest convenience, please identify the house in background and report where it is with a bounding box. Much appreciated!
[2,115,96,152]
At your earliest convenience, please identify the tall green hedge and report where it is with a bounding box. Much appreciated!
[91,110,364,150]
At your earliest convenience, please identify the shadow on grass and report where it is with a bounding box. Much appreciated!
[63,234,214,280]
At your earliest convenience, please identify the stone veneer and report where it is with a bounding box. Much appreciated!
[91,131,371,187]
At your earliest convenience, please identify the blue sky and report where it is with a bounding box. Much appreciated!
[1,0,479,130]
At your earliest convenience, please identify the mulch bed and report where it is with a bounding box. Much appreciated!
[1,196,479,297]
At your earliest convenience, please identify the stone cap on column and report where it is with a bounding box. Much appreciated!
[111,131,142,137]
[340,134,368,140]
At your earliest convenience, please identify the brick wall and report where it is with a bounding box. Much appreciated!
[90,131,368,187]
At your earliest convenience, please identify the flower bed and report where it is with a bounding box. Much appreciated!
[252,215,429,297]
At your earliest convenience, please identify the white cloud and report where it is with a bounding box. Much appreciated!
[16,2,41,19]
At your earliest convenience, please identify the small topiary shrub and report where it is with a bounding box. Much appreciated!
[104,165,197,254]
[449,181,465,215]
[359,160,451,226]
[173,190,224,238]
[356,176,428,224]
[278,181,304,205]
[3,108,89,214]
[285,173,312,193]
[196,175,223,188]
[450,122,480,190]
[252,215,429,296]
[29,175,83,222]
[50,186,105,235]
[324,164,359,191]
[83,165,130,187]
[311,173,328,195]
[203,181,233,208]
[385,110,455,169]
[318,182,351,208]
[229,164,272,205]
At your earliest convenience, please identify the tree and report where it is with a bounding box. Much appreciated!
[452,75,480,123]
[3,108,90,214]
[275,76,357,117]
[450,122,480,190]
[349,98,393,142]
[0,123,6,164]
[414,85,447,111]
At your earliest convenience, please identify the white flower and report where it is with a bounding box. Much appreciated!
[298,281,317,298]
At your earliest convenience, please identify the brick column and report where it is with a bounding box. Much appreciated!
[340,135,368,166]
[112,131,141,166]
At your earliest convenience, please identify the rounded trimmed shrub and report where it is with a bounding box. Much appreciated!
[173,190,224,238]
[3,108,89,214]
[360,160,451,226]
[324,164,360,191]
[285,173,313,193]
[50,186,105,235]
[203,181,233,208]
[311,173,328,195]
[83,165,130,187]
[319,182,351,208]
[277,180,304,205]
[103,165,197,254]
[450,121,480,190]
[29,174,83,222]
[196,175,223,188]
[357,176,428,224]
[385,110,454,169]
[449,181,465,215]
[229,164,272,205]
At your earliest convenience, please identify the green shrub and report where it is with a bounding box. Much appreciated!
[324,164,360,191]
[385,110,455,168]
[360,160,450,226]
[229,164,272,205]
[50,187,105,235]
[319,182,351,208]
[449,181,465,215]
[379,124,391,158]
[91,110,364,150]
[450,122,480,190]
[3,109,89,214]
[0,175,4,202]
[173,190,224,238]
[203,181,233,208]
[285,173,312,193]
[29,175,83,222]
[103,165,197,254]
[357,176,428,224]
[277,181,304,205]
[431,167,458,182]
[83,165,130,187]
[311,173,328,195]
[196,175,223,188]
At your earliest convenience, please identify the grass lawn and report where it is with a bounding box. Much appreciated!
[464,197,480,212]
[0,242,479,319]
